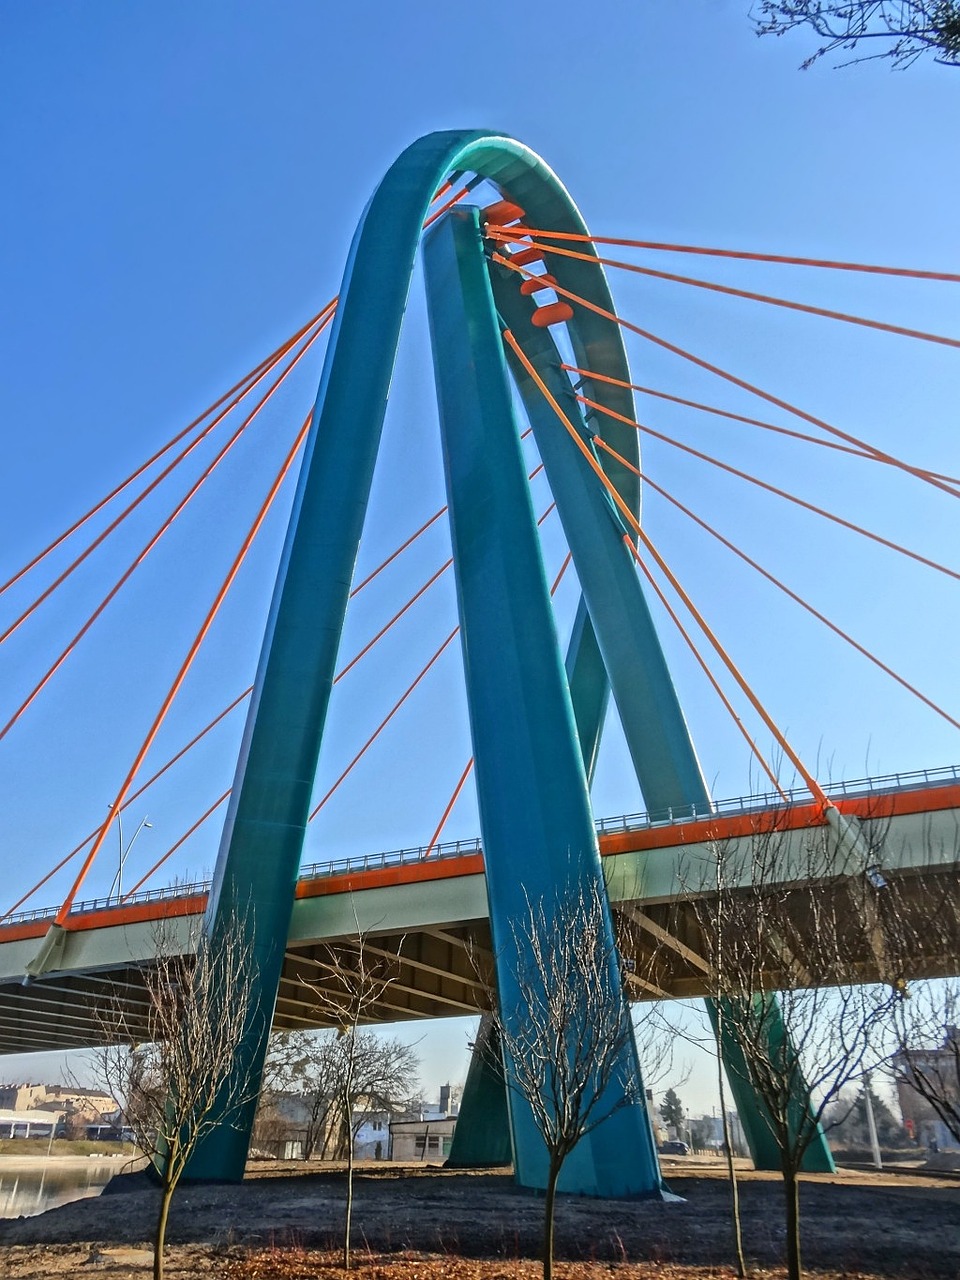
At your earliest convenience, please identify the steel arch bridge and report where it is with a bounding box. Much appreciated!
[157,129,836,1195]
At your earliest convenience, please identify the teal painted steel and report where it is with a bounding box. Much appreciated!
[184,124,830,1184]
[445,1023,512,1169]
[492,274,709,812]
[422,206,662,1196]
[491,283,834,1176]
[186,129,663,1182]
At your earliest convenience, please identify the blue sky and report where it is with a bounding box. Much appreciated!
[1,1,957,1103]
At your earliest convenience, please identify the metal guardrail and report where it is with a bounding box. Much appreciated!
[4,763,958,929]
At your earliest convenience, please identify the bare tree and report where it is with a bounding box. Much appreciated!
[752,1,960,68]
[297,929,418,1269]
[890,977,960,1145]
[684,820,901,1280]
[480,880,645,1280]
[262,1029,340,1158]
[93,912,260,1280]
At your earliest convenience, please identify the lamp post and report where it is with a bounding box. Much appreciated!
[107,805,152,901]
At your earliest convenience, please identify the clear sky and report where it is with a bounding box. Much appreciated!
[0,1,957,1109]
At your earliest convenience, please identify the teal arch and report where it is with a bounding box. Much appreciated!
[187,129,831,1186]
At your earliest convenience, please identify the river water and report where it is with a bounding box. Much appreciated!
[0,1158,121,1218]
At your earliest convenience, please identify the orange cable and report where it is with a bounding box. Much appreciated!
[502,327,828,807]
[314,495,559,825]
[349,508,447,598]
[337,558,453,684]
[493,252,960,503]
[347,429,536,600]
[422,540,572,858]
[120,789,232,902]
[423,758,475,858]
[0,317,332,745]
[308,627,461,819]
[497,237,960,350]
[0,300,336,651]
[620,531,786,799]
[632,463,960,733]
[52,412,312,924]
[485,226,960,285]
[422,185,471,231]
[579,392,960,584]
[0,308,331,604]
[0,687,250,921]
[561,364,960,489]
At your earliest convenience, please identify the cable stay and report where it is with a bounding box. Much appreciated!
[490,235,960,350]
[597,440,960,733]
[503,326,831,809]
[485,224,960,284]
[577,392,960,584]
[0,306,336,605]
[492,252,960,503]
[0,314,333,745]
[0,303,335,659]
[49,409,313,925]
[560,364,960,490]
[422,543,576,857]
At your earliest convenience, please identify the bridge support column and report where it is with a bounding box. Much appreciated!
[486,273,834,1177]
[423,205,663,1197]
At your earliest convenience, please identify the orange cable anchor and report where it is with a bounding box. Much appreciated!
[502,326,829,809]
[493,252,960,503]
[498,236,960,350]
[52,411,313,926]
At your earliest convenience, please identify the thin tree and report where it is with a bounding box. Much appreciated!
[93,911,259,1280]
[480,880,645,1280]
[890,984,960,1143]
[752,1,960,68]
[262,1029,340,1158]
[882,848,960,1148]
[297,927,417,1269]
[658,1086,686,1135]
[684,820,901,1280]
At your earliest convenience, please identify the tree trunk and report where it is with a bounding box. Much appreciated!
[717,1047,746,1278]
[783,1165,802,1280]
[543,1160,561,1280]
[154,1180,174,1280]
[344,1128,354,1270]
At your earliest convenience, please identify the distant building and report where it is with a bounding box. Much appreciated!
[0,1108,64,1139]
[892,1027,960,1151]
[0,1083,117,1136]
[389,1114,457,1162]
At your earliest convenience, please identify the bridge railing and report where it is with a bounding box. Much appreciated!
[5,763,958,928]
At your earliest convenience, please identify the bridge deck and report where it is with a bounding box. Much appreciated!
[1,768,958,1056]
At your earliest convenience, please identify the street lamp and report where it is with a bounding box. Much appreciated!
[106,805,152,901]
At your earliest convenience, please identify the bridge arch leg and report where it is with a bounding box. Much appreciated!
[423,205,662,1196]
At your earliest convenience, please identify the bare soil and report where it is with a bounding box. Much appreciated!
[1,1158,958,1279]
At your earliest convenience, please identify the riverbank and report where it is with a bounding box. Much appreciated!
[1,1160,958,1279]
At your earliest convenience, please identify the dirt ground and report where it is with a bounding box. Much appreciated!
[1,1158,959,1279]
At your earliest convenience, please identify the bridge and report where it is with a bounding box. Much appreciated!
[1,130,957,1197]
[2,764,957,1057]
